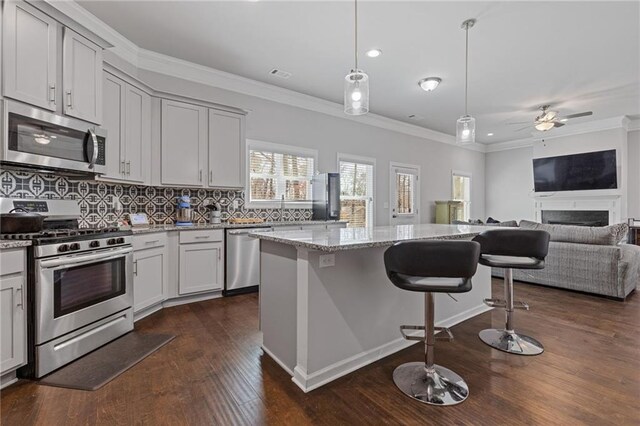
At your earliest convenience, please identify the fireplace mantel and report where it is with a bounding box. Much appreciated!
[534,195,622,225]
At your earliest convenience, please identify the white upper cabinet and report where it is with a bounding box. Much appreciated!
[2,0,58,111]
[102,74,125,179]
[63,28,103,124]
[101,72,151,184]
[208,109,245,188]
[161,99,207,187]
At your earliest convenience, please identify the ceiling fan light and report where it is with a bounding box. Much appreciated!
[535,121,555,131]
[419,77,441,92]
[456,115,476,144]
[344,70,369,115]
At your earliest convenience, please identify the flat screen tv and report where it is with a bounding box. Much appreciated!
[533,149,617,192]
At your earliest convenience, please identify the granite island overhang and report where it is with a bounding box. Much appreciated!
[249,224,499,392]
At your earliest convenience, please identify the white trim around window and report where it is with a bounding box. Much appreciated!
[337,153,377,227]
[245,139,318,209]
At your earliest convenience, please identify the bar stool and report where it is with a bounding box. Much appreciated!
[472,229,550,356]
[384,240,481,406]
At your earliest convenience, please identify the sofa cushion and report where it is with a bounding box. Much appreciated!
[519,220,628,246]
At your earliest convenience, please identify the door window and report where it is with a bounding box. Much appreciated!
[339,155,375,228]
[390,164,420,225]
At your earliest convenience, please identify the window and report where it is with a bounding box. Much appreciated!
[390,163,420,224]
[396,172,415,214]
[247,140,317,207]
[452,171,472,220]
[338,154,375,228]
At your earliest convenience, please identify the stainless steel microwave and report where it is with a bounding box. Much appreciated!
[1,100,106,174]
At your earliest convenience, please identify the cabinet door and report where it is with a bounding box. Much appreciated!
[2,0,57,111]
[133,247,166,313]
[161,100,207,187]
[179,242,223,295]
[208,109,245,188]
[62,28,103,124]
[102,73,125,179]
[124,85,151,183]
[0,275,26,373]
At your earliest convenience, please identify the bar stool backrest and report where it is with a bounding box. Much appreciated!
[473,230,550,260]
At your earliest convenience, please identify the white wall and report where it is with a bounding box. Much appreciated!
[138,69,485,225]
[485,146,535,221]
[629,130,640,219]
[485,127,636,222]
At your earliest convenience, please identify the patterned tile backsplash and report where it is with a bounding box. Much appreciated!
[0,170,312,228]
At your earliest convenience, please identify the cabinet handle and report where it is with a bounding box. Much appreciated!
[133,260,138,276]
[209,170,213,183]
[126,161,131,175]
[66,90,73,108]
[145,240,160,245]
[218,248,221,260]
[199,170,203,182]
[50,85,56,104]
[194,235,210,239]
[121,161,126,175]
[16,285,23,309]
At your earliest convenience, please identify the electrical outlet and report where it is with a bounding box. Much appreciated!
[319,254,335,268]
[233,200,239,210]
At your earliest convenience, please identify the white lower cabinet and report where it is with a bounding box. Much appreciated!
[0,249,27,378]
[178,230,224,295]
[132,234,168,315]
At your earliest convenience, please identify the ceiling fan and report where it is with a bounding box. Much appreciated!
[510,105,593,132]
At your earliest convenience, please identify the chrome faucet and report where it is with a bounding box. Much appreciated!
[280,194,285,222]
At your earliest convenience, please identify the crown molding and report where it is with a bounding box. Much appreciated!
[483,137,533,153]
[46,1,486,153]
[626,116,640,132]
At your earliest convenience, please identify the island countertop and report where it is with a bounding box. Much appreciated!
[249,223,500,252]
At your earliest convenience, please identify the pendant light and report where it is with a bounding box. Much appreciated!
[344,0,369,115]
[456,19,476,144]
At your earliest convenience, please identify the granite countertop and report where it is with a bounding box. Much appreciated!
[0,241,32,249]
[249,223,502,252]
[130,220,347,235]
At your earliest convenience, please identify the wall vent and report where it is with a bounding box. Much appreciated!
[270,69,292,79]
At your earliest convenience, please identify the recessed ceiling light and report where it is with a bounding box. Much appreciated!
[560,118,569,122]
[365,49,382,58]
[418,77,442,92]
[487,133,494,136]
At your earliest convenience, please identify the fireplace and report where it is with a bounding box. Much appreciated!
[541,210,609,227]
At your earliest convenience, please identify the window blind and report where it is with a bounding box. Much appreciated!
[396,172,415,214]
[249,150,314,203]
[339,160,374,227]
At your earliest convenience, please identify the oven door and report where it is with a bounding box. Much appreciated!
[35,246,133,345]
[2,100,106,174]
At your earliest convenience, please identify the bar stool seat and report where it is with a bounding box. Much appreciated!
[473,229,550,356]
[384,240,481,406]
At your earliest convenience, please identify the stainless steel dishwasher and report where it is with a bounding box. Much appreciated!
[225,227,271,296]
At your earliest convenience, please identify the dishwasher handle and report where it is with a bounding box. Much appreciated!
[228,228,271,236]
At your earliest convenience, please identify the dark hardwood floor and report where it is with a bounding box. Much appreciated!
[2,278,639,425]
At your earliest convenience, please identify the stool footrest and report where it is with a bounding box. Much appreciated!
[435,327,454,341]
[514,301,530,310]
[483,298,506,308]
[400,325,425,341]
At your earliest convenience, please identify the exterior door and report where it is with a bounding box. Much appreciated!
[208,110,245,188]
[62,28,103,124]
[3,0,58,111]
[0,275,26,373]
[161,100,207,187]
[390,163,420,226]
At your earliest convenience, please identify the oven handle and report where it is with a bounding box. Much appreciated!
[39,247,132,269]
[87,129,99,170]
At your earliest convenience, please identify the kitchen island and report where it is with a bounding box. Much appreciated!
[249,224,496,392]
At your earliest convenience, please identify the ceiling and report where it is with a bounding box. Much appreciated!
[78,1,640,144]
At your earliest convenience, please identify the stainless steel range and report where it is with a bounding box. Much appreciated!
[0,198,133,378]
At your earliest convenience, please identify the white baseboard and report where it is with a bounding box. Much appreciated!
[162,291,222,308]
[133,303,163,322]
[0,371,19,390]
[261,345,294,376]
[290,303,492,393]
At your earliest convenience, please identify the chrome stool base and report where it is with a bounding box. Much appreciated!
[392,362,469,406]
[479,329,544,356]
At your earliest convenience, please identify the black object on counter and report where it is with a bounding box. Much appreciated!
[1,208,44,234]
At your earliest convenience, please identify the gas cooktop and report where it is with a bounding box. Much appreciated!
[0,227,132,245]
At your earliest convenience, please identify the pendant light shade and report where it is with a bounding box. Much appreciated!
[456,18,476,145]
[344,69,369,115]
[344,0,369,116]
[456,115,476,144]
